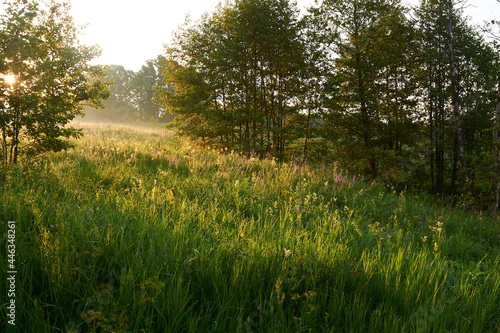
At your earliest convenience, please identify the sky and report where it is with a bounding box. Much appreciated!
[2,0,499,71]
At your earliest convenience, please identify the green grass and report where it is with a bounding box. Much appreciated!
[1,122,499,332]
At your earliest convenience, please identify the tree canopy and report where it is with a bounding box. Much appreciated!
[157,0,309,159]
[0,0,109,166]
[155,0,500,210]
[84,56,172,123]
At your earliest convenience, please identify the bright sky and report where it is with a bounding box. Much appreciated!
[1,0,499,71]
[69,0,316,70]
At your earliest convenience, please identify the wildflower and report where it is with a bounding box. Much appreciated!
[304,291,317,301]
[284,249,291,258]
[433,242,438,252]
[421,236,427,242]
[275,277,283,290]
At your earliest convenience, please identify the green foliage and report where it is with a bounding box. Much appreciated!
[311,0,423,181]
[84,58,173,124]
[132,57,171,121]
[83,65,137,122]
[1,123,499,331]
[411,0,500,207]
[154,0,500,210]
[0,0,109,167]
[157,0,309,160]
[84,56,173,123]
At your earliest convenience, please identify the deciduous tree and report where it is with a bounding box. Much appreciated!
[0,0,109,166]
[158,0,307,160]
[311,0,418,179]
[415,0,499,198]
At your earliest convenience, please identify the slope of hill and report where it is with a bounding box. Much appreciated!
[1,122,499,332]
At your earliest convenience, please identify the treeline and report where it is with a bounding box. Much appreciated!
[84,57,174,122]
[155,0,500,209]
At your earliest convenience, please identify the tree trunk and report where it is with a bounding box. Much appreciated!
[430,86,435,192]
[447,0,470,195]
[451,137,458,195]
[493,80,500,212]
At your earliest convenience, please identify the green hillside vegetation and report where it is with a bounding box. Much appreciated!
[1,122,499,332]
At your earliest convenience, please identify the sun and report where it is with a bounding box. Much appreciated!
[4,74,16,85]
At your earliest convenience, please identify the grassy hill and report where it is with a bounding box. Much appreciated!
[1,122,499,332]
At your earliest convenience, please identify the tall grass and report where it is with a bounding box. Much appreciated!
[1,122,499,332]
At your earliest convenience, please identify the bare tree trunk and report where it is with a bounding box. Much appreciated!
[447,0,470,195]
[451,137,458,194]
[430,92,435,192]
[0,129,7,168]
[493,80,500,212]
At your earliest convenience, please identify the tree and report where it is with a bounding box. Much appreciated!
[415,0,499,198]
[446,0,469,193]
[84,57,173,123]
[84,64,136,122]
[494,80,500,211]
[495,19,500,212]
[0,0,109,166]
[485,16,500,212]
[131,56,169,121]
[311,0,418,179]
[158,0,307,159]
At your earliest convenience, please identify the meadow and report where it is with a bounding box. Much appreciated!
[1,122,500,332]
